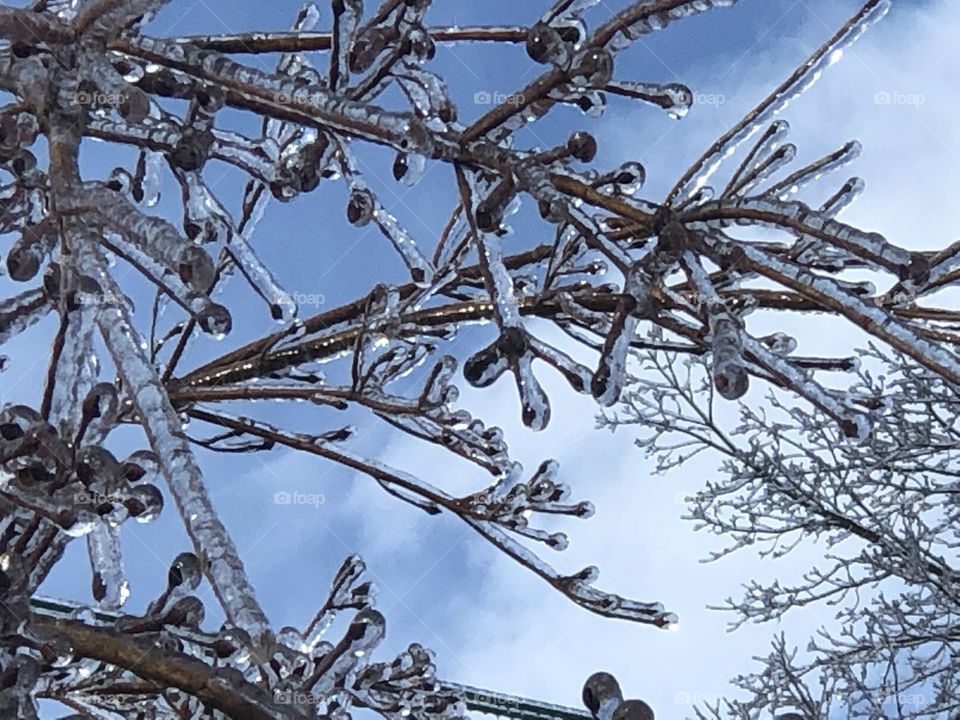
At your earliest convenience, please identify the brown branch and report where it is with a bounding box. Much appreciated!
[174,26,527,54]
[30,615,305,720]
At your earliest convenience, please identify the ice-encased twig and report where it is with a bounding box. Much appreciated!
[591,262,652,406]
[466,517,676,628]
[0,286,53,345]
[78,242,274,648]
[124,35,434,156]
[694,231,960,388]
[667,0,890,204]
[683,251,749,400]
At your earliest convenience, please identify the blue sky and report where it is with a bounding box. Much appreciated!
[4,0,956,717]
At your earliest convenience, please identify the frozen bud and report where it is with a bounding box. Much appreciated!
[573,565,599,583]
[583,672,623,719]
[57,510,95,537]
[611,162,645,192]
[118,87,151,124]
[404,26,436,62]
[900,253,930,284]
[168,552,203,591]
[576,90,606,118]
[6,149,37,176]
[760,332,797,356]
[463,341,509,387]
[567,131,597,162]
[75,446,122,487]
[710,315,748,401]
[35,630,75,669]
[656,220,688,257]
[347,188,375,226]
[6,236,46,282]
[213,625,252,660]
[195,85,226,115]
[0,404,42,443]
[24,423,70,476]
[346,608,386,652]
[476,201,502,232]
[350,27,395,73]
[538,197,567,223]
[122,449,159,482]
[569,48,614,88]
[7,223,56,281]
[393,153,412,183]
[526,22,567,65]
[163,595,205,628]
[613,700,655,720]
[82,382,119,423]
[0,114,20,150]
[124,483,163,522]
[198,302,232,337]
[169,128,214,171]
[177,245,215,290]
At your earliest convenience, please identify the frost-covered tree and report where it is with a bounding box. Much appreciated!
[606,347,960,720]
[0,0,948,718]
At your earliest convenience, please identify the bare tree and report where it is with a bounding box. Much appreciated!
[0,0,949,718]
[606,346,960,719]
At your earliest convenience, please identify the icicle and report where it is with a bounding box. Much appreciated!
[78,53,150,124]
[683,252,749,399]
[87,522,129,610]
[140,151,164,207]
[49,254,100,438]
[394,65,457,125]
[331,0,362,91]
[75,185,216,292]
[98,228,230,334]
